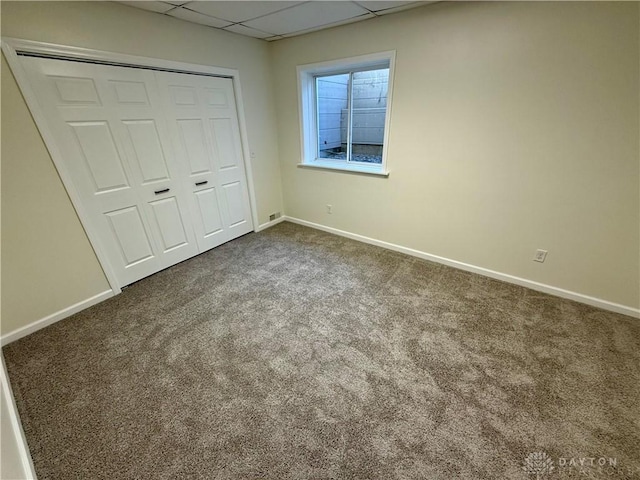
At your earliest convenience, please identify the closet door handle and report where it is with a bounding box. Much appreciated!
[154,188,170,195]
[195,181,208,186]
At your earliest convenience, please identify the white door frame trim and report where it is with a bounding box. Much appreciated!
[1,37,260,292]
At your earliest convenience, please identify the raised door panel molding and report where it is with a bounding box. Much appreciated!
[109,80,150,105]
[222,181,246,227]
[211,118,238,170]
[177,119,212,175]
[105,206,155,267]
[50,75,102,105]
[194,187,224,237]
[148,196,190,253]
[68,121,130,194]
[123,120,170,184]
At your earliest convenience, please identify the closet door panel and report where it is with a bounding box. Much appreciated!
[156,71,253,252]
[19,56,198,286]
[18,54,255,287]
[122,120,171,184]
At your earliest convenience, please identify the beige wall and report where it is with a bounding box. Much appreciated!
[1,1,283,335]
[270,1,640,310]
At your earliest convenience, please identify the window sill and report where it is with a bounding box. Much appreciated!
[297,160,389,177]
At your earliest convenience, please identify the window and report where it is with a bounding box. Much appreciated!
[297,52,395,176]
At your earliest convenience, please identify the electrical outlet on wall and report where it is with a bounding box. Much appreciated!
[326,204,332,214]
[533,249,548,263]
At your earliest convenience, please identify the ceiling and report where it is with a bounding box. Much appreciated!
[116,1,431,41]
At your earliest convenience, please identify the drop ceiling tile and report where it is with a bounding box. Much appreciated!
[168,7,232,28]
[187,1,302,23]
[356,1,418,12]
[118,1,176,14]
[280,12,375,37]
[223,23,272,39]
[372,1,432,15]
[244,1,369,36]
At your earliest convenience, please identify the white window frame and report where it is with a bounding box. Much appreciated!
[297,51,396,177]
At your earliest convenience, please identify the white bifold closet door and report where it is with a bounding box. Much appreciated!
[156,72,253,252]
[20,56,253,287]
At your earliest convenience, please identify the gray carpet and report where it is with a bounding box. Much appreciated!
[4,222,640,479]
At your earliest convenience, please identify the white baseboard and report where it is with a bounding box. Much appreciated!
[1,353,37,479]
[255,216,286,232]
[283,216,640,319]
[1,290,114,346]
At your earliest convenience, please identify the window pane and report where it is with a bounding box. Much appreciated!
[316,73,349,160]
[349,68,388,164]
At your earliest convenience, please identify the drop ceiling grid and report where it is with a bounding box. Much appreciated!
[117,1,429,41]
